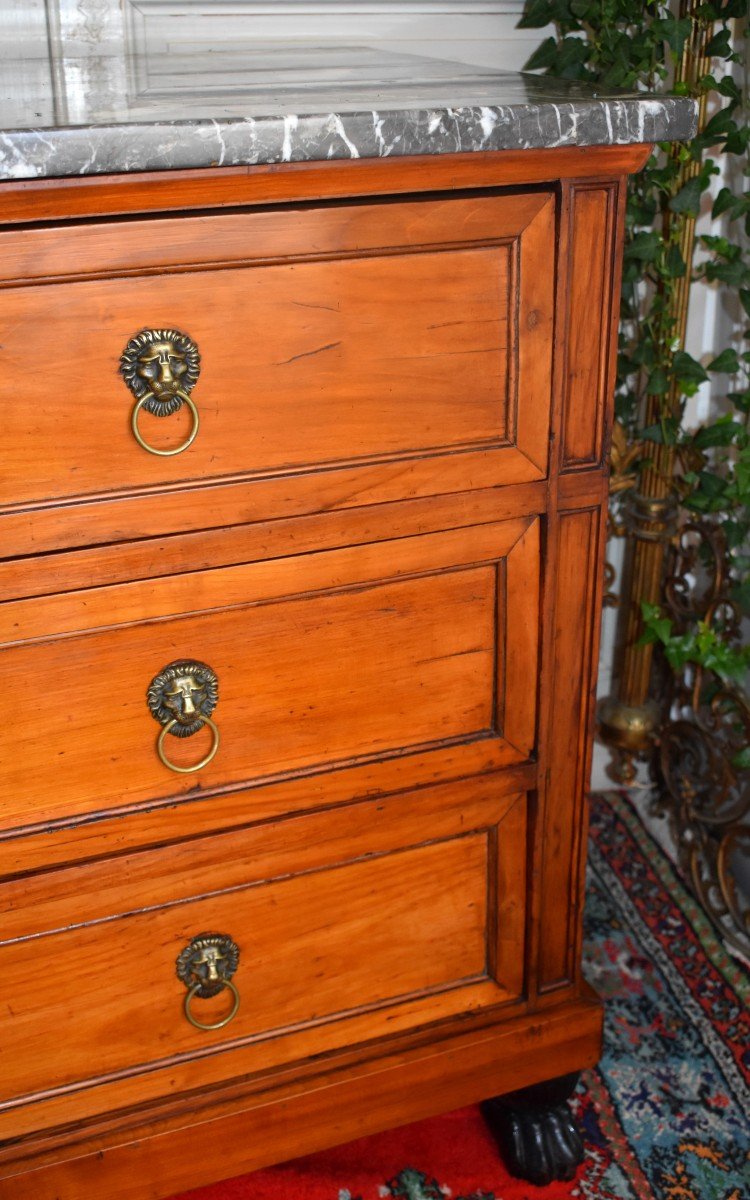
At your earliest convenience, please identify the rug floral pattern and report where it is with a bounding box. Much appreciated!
[177,793,749,1200]
[576,794,749,1200]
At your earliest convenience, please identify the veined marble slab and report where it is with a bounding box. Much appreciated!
[0,44,696,181]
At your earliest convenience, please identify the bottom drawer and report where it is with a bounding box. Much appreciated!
[0,776,527,1140]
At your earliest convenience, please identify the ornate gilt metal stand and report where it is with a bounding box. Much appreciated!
[656,521,750,959]
[597,3,749,958]
[598,0,712,782]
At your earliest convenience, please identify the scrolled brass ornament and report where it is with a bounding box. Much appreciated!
[120,328,201,455]
[653,517,750,960]
[176,932,241,1031]
[147,659,220,773]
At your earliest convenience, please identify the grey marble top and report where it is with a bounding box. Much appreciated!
[0,45,696,181]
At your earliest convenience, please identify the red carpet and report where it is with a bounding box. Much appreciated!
[172,1105,581,1200]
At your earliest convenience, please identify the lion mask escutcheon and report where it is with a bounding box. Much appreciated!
[119,328,201,417]
[147,659,219,738]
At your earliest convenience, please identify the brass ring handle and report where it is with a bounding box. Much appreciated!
[120,328,202,457]
[184,978,240,1031]
[157,714,219,774]
[131,389,199,457]
[176,933,240,1033]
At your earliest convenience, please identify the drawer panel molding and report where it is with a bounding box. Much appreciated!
[0,192,554,556]
[0,519,540,834]
[0,781,527,1138]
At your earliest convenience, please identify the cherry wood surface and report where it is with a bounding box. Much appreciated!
[0,192,552,558]
[561,183,619,470]
[0,780,526,1136]
[0,144,649,225]
[0,483,545,602]
[0,446,547,561]
[1,518,538,834]
[0,774,534,1142]
[0,146,634,1197]
[0,995,603,1200]
[0,189,549,284]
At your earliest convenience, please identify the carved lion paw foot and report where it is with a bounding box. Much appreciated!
[481,1094,585,1187]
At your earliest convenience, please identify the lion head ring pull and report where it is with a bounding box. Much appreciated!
[120,328,201,456]
[147,659,220,774]
[176,933,240,1031]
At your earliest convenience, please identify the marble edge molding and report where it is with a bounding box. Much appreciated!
[0,97,697,181]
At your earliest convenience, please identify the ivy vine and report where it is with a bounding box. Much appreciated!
[519,0,749,685]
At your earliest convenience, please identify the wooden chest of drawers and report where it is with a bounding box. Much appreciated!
[0,145,647,1198]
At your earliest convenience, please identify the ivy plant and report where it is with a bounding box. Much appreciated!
[519,0,750,687]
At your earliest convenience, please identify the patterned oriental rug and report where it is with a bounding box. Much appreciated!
[175,793,750,1200]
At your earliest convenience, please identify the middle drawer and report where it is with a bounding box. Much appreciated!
[0,517,539,835]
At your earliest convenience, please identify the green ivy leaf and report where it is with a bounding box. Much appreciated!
[670,175,704,214]
[703,107,737,137]
[721,0,749,17]
[704,28,733,57]
[693,417,742,448]
[711,186,749,220]
[646,368,670,395]
[517,0,556,28]
[625,230,662,262]
[653,16,693,56]
[664,243,687,277]
[523,38,559,71]
[731,746,750,770]
[631,339,656,367]
[724,122,750,155]
[707,348,741,373]
[732,577,750,617]
[639,602,673,645]
[706,259,749,287]
[642,416,680,443]
[728,388,750,413]
[701,234,738,257]
[696,470,728,497]
[717,75,742,103]
[673,350,709,384]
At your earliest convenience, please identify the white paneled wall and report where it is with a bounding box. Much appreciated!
[40,1,538,71]
[0,1,52,125]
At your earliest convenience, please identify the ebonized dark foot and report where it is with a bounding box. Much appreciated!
[481,1072,584,1187]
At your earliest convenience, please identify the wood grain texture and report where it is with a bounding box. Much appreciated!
[0,783,526,1137]
[561,184,618,470]
[0,483,546,602]
[0,193,553,557]
[0,519,538,833]
[0,148,639,1194]
[0,758,537,878]
[537,507,601,991]
[0,191,549,284]
[0,145,652,225]
[0,996,603,1200]
[0,838,489,1105]
[0,446,543,561]
[3,247,513,481]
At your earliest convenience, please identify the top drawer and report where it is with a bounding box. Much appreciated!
[0,191,554,556]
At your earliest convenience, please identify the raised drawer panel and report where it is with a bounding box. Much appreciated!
[0,518,539,834]
[0,192,554,555]
[0,779,527,1138]
[561,183,619,471]
[9,247,510,470]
